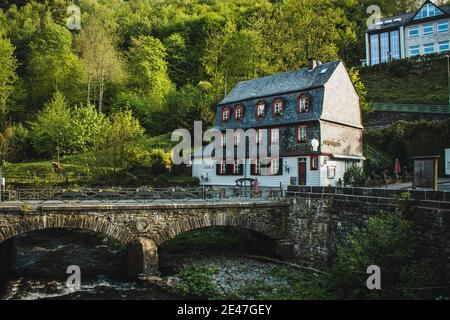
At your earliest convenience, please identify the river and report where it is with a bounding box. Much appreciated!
[0,229,298,300]
[0,230,180,300]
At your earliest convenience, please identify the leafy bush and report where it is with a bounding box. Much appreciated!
[327,213,444,299]
[343,164,365,186]
[174,264,219,298]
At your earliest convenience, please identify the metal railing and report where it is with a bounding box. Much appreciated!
[0,185,284,204]
[372,103,450,114]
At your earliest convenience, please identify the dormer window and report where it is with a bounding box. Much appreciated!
[272,98,283,116]
[298,94,311,113]
[256,101,266,118]
[222,107,230,122]
[234,105,244,121]
[297,126,308,143]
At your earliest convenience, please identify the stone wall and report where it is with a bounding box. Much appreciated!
[0,202,292,278]
[0,193,448,280]
[287,186,450,282]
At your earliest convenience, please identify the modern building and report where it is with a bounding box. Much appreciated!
[192,60,364,189]
[365,0,450,66]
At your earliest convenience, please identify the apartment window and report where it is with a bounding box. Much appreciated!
[414,3,444,20]
[234,131,241,146]
[271,159,280,175]
[272,99,283,116]
[234,105,244,121]
[256,129,264,144]
[408,26,419,38]
[221,133,226,147]
[370,34,380,65]
[270,128,279,144]
[222,107,230,122]
[256,101,266,118]
[390,31,400,59]
[251,159,262,175]
[296,126,307,143]
[409,45,420,56]
[438,21,449,33]
[310,155,319,171]
[217,161,226,175]
[298,94,310,113]
[423,24,434,36]
[423,43,435,54]
[380,32,390,63]
[439,41,450,52]
[232,160,241,175]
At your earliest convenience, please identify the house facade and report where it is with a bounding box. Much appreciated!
[365,0,450,66]
[192,60,364,189]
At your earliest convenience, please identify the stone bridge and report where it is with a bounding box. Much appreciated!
[0,187,449,282]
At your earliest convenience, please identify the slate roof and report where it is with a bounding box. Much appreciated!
[218,61,341,105]
[367,3,450,32]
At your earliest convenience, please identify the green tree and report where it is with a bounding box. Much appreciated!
[75,17,124,112]
[71,103,109,170]
[101,109,144,172]
[27,22,85,108]
[29,92,74,159]
[0,36,17,128]
[128,35,174,101]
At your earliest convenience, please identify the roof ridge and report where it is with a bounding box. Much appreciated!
[219,60,341,105]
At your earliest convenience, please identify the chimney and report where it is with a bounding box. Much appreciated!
[307,58,317,71]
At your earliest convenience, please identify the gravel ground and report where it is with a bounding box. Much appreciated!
[186,255,295,296]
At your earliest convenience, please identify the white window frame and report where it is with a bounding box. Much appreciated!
[299,96,309,113]
[273,100,283,116]
[256,102,265,118]
[423,24,434,36]
[423,43,435,54]
[257,129,264,144]
[221,134,226,147]
[408,26,419,38]
[255,159,262,175]
[271,159,279,175]
[233,160,241,175]
[222,108,230,121]
[219,161,226,175]
[439,41,450,52]
[409,45,420,56]
[234,131,241,146]
[327,165,336,179]
[438,21,449,33]
[235,107,243,120]
[270,128,279,144]
[297,126,307,143]
[311,156,319,171]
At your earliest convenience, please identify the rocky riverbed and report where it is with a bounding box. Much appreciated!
[0,229,310,300]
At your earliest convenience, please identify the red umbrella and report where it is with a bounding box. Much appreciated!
[394,158,401,176]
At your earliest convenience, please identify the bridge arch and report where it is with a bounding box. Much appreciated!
[0,215,137,245]
[152,211,284,246]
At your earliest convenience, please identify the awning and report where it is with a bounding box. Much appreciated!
[330,154,366,161]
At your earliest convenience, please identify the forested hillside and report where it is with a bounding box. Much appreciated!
[361,55,449,105]
[0,0,445,186]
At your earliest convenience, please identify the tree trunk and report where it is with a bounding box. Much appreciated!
[87,75,91,105]
[99,68,105,113]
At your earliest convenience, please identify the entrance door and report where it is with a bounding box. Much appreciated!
[298,159,307,186]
